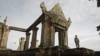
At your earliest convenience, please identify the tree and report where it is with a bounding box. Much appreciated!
[97,25,100,35]
[97,0,100,7]
[89,0,100,7]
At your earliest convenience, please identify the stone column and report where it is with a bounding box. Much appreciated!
[58,31,61,46]
[58,31,64,46]
[64,30,68,46]
[18,37,25,51]
[39,15,51,47]
[30,27,38,49]
[36,40,39,48]
[24,32,30,50]
[50,25,55,46]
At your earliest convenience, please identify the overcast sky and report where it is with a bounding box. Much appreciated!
[0,0,100,51]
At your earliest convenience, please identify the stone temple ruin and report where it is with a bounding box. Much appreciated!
[25,2,71,49]
[0,17,26,50]
[0,2,94,56]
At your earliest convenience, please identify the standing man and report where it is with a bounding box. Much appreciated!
[74,35,80,48]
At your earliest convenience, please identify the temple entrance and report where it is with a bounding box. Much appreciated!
[55,32,58,46]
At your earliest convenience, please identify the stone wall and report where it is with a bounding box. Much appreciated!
[0,47,94,56]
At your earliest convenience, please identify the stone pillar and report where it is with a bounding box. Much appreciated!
[0,24,10,50]
[39,15,51,47]
[24,32,30,50]
[50,25,55,46]
[64,30,68,46]
[39,21,45,47]
[30,27,38,49]
[17,37,25,51]
[58,31,64,46]
[36,40,39,48]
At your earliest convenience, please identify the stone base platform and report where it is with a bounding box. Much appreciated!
[0,46,94,56]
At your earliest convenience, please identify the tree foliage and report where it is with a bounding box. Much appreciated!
[89,0,100,7]
[97,25,100,35]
